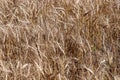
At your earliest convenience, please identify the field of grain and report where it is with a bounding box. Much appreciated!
[0,0,120,80]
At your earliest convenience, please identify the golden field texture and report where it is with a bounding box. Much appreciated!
[0,0,120,80]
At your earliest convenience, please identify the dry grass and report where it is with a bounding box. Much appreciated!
[0,0,120,80]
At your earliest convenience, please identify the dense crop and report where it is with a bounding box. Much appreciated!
[0,0,119,80]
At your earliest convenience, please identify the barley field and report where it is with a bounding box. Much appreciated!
[0,0,120,80]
